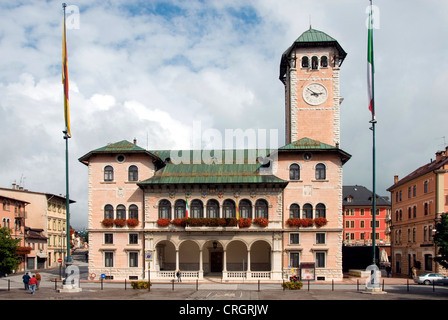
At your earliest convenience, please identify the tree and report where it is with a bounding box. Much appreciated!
[434,213,448,270]
[0,227,21,275]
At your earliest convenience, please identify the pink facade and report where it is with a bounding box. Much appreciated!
[80,28,351,282]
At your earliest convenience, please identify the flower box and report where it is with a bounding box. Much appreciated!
[127,218,139,227]
[253,218,269,227]
[114,219,126,227]
[314,217,328,227]
[157,218,171,227]
[238,218,252,228]
[101,219,114,227]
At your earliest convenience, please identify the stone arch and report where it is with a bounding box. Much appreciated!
[226,240,249,271]
[250,240,271,271]
[155,239,176,271]
[179,240,200,271]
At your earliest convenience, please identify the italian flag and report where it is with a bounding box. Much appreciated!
[367,1,375,116]
[185,199,189,218]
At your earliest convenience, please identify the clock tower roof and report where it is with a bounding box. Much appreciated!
[279,28,347,81]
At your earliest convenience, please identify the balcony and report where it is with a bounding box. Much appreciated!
[150,217,277,231]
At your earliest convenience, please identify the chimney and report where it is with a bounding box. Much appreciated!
[435,149,446,162]
[394,175,399,184]
[133,138,137,145]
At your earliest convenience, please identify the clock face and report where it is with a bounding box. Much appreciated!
[303,83,328,106]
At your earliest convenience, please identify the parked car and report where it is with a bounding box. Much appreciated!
[415,273,446,285]
[435,277,448,285]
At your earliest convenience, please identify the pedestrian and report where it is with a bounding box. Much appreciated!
[176,270,182,282]
[29,275,38,294]
[22,272,30,290]
[386,265,392,278]
[35,272,41,290]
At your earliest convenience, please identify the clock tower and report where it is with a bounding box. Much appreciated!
[279,28,347,146]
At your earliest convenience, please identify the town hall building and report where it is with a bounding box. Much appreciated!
[79,28,351,282]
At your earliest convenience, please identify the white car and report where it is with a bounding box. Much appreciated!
[415,273,446,285]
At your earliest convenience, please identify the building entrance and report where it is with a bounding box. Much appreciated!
[210,252,223,272]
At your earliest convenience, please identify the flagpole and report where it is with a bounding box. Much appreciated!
[368,0,377,265]
[62,2,71,264]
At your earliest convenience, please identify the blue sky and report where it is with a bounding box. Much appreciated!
[0,0,447,228]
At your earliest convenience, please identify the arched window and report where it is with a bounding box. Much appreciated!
[129,204,138,220]
[174,200,186,219]
[320,56,328,68]
[303,203,313,219]
[190,200,203,218]
[116,205,126,220]
[206,199,219,218]
[311,56,319,70]
[316,203,326,218]
[239,199,252,219]
[128,165,138,181]
[223,199,236,218]
[289,164,300,180]
[315,163,326,180]
[104,204,114,220]
[255,199,269,219]
[104,165,114,181]
[290,204,300,219]
[301,56,309,68]
[158,200,171,219]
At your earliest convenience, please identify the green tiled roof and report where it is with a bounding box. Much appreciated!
[138,149,288,186]
[279,137,336,150]
[294,28,337,43]
[279,138,351,164]
[78,140,162,165]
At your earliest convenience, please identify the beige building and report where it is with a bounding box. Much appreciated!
[0,185,74,270]
[79,28,351,282]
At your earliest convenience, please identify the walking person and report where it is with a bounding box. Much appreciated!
[176,270,182,282]
[29,275,38,294]
[35,272,41,290]
[22,272,30,290]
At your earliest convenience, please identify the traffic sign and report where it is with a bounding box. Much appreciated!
[58,258,63,263]
[100,273,106,279]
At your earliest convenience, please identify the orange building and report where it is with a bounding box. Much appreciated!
[342,185,391,247]
[79,28,351,282]
[387,147,448,277]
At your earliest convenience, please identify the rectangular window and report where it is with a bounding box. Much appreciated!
[290,233,300,245]
[129,234,138,244]
[290,252,300,268]
[105,251,114,267]
[316,233,326,244]
[104,233,113,244]
[129,252,139,267]
[315,251,326,268]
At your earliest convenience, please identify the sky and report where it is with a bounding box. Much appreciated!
[0,0,447,229]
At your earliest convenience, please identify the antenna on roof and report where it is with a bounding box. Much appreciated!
[309,15,312,29]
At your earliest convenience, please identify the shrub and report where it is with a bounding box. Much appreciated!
[130,281,151,289]
[282,281,303,290]
[225,218,238,227]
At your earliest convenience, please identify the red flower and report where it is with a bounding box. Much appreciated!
[101,219,114,227]
[253,218,269,227]
[127,218,140,227]
[157,218,171,227]
[114,219,126,227]
[314,217,328,227]
[238,218,252,228]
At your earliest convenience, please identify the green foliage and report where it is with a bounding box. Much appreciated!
[0,227,21,274]
[434,213,448,270]
[130,280,151,289]
[281,281,303,290]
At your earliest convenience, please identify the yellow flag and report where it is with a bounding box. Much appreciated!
[62,7,71,137]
